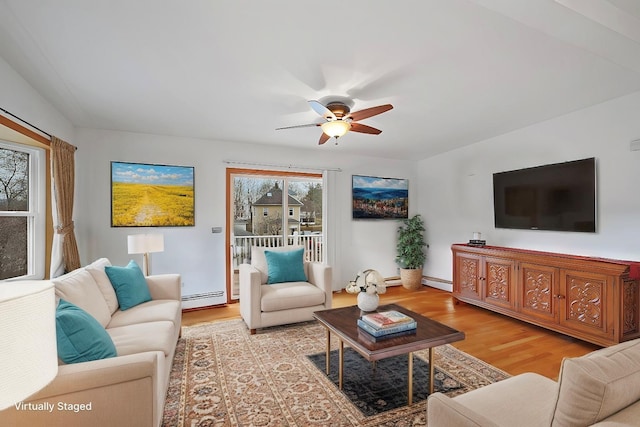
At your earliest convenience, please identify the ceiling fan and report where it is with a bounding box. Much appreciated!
[276,100,393,145]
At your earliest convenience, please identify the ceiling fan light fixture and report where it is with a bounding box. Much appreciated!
[321,120,351,138]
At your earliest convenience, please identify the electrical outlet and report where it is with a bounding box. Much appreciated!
[181,282,185,288]
[212,227,222,233]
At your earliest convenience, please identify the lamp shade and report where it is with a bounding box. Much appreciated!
[127,233,164,254]
[321,120,351,138]
[0,281,58,410]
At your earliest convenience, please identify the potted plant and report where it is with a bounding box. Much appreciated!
[395,214,427,290]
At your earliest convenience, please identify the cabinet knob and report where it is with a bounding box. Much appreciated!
[556,294,566,299]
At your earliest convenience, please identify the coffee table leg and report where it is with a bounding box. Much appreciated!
[325,328,331,375]
[429,347,435,394]
[338,339,344,389]
[408,352,413,405]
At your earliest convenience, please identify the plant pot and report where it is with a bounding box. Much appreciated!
[400,268,423,290]
[357,292,379,312]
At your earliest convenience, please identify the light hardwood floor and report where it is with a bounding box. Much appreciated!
[182,285,600,380]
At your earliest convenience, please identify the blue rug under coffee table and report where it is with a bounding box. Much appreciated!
[307,347,462,416]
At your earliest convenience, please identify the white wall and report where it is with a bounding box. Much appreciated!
[418,91,640,288]
[0,55,74,142]
[1,50,417,306]
[7,47,639,304]
[73,128,416,305]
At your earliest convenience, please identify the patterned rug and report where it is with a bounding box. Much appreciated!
[162,319,509,426]
[307,348,462,416]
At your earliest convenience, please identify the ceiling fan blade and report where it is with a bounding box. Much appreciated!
[275,123,321,130]
[350,123,382,135]
[308,100,336,120]
[318,132,331,145]
[347,104,393,122]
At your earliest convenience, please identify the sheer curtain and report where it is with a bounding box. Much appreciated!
[323,169,339,290]
[49,136,80,277]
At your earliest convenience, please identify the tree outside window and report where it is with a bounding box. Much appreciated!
[0,146,29,279]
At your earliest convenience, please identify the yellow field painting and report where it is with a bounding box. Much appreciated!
[112,182,194,227]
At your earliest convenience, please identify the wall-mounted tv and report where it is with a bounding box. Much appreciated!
[493,158,596,233]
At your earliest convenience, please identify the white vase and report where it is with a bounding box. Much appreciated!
[357,292,379,312]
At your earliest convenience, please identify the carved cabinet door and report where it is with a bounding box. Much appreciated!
[519,263,559,323]
[454,252,482,301]
[558,269,614,340]
[483,257,516,310]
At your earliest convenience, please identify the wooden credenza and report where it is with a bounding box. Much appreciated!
[452,244,640,347]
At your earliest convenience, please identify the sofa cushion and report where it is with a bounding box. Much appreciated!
[251,245,306,285]
[105,260,152,310]
[107,321,176,357]
[591,399,640,425]
[260,282,325,312]
[449,372,557,427]
[551,338,640,426]
[108,299,182,329]
[56,299,117,364]
[264,247,307,284]
[53,267,112,327]
[86,258,119,314]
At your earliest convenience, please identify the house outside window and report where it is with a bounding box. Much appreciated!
[0,141,45,280]
[263,207,268,216]
[289,208,294,216]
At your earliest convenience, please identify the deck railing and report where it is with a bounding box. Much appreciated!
[232,233,324,267]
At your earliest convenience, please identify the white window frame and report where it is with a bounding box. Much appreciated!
[0,140,46,281]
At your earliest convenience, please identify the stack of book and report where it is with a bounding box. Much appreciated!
[357,310,417,342]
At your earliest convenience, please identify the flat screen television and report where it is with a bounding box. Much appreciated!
[493,158,596,232]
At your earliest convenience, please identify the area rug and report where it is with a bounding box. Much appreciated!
[307,348,462,417]
[162,319,509,427]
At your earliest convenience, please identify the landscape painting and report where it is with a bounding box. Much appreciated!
[352,175,408,219]
[111,161,195,227]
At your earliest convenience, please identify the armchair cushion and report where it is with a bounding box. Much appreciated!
[264,247,307,284]
[260,281,326,311]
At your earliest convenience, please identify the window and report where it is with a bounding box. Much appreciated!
[289,208,294,216]
[263,207,268,216]
[0,141,45,280]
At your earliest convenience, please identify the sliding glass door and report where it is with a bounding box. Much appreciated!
[226,168,323,302]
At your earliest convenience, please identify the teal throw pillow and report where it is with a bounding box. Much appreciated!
[56,299,117,364]
[105,260,152,310]
[264,248,307,284]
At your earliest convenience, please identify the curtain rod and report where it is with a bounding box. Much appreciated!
[0,107,52,139]
[223,160,341,172]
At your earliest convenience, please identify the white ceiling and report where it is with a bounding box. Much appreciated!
[1,0,639,160]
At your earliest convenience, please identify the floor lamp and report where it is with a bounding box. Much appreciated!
[0,281,58,409]
[127,233,165,276]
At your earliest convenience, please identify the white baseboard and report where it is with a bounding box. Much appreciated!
[384,276,453,292]
[422,277,453,292]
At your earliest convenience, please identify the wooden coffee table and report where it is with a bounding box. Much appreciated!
[313,303,465,405]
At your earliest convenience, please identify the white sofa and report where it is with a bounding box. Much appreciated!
[427,338,640,426]
[0,258,181,427]
[239,246,332,334]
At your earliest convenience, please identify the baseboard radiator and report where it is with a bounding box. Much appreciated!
[181,291,225,309]
[384,275,453,292]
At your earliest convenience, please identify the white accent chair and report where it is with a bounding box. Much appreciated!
[239,246,332,334]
